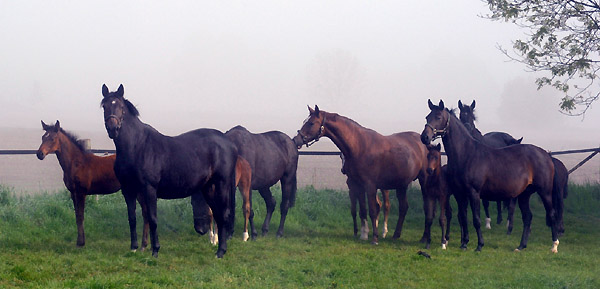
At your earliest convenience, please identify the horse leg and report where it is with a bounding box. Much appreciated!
[454,192,469,249]
[444,195,453,243]
[515,192,533,251]
[392,184,409,240]
[420,195,435,250]
[496,201,503,225]
[381,190,390,238]
[143,185,160,258]
[348,184,359,237]
[122,190,139,252]
[136,193,150,251]
[249,191,257,240]
[258,187,276,236]
[538,189,559,253]
[239,181,252,242]
[468,189,484,251]
[439,194,448,249]
[276,175,296,238]
[482,199,491,229]
[71,191,86,247]
[366,185,380,245]
[506,198,517,235]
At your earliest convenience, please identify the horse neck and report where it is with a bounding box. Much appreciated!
[113,114,152,156]
[442,113,477,167]
[322,113,364,158]
[55,132,87,174]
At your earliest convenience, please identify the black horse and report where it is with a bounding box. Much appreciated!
[101,84,237,258]
[224,125,299,238]
[421,99,563,253]
[458,100,521,229]
[458,100,569,235]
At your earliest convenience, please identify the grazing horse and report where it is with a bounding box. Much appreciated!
[101,84,237,258]
[36,120,149,248]
[224,125,299,238]
[421,99,563,253]
[340,153,391,238]
[421,143,453,249]
[458,100,521,229]
[207,156,254,245]
[293,105,428,244]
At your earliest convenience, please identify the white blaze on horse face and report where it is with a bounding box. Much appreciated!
[111,100,116,105]
[360,219,369,240]
[551,240,559,253]
[485,218,492,229]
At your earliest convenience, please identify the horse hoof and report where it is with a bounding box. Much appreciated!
[371,241,379,245]
[131,249,137,253]
[514,248,520,252]
[242,232,249,242]
[551,240,559,253]
[152,252,159,258]
[216,250,225,258]
[441,243,447,250]
[485,218,492,229]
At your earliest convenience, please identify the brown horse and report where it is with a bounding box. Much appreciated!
[340,153,391,238]
[421,100,563,253]
[421,143,453,249]
[208,156,253,245]
[293,105,428,244]
[36,120,149,249]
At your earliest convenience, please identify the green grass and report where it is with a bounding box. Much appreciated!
[0,183,599,288]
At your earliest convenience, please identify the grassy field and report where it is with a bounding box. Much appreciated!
[0,183,599,288]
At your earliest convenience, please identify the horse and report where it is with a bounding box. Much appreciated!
[224,125,298,239]
[36,120,149,249]
[421,143,453,249]
[421,99,563,253]
[458,100,521,229]
[340,153,391,238]
[293,105,429,244]
[207,156,254,245]
[101,84,237,258]
[458,100,569,236]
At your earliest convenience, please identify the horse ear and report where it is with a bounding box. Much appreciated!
[428,99,435,110]
[102,84,109,97]
[116,84,124,98]
[471,100,476,109]
[439,100,445,110]
[458,100,463,109]
[308,105,315,115]
[41,120,49,130]
[314,105,320,116]
[55,120,60,129]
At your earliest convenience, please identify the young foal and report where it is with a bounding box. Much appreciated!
[37,120,149,248]
[421,144,452,249]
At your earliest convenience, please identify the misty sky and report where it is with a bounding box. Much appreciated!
[1,0,599,151]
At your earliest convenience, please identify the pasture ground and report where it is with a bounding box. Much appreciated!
[0,184,598,288]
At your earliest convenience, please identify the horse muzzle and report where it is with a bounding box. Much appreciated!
[292,135,304,150]
[36,150,46,160]
[421,131,432,145]
[193,217,211,235]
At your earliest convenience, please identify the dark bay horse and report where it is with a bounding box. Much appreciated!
[224,125,298,239]
[207,156,253,244]
[421,99,563,253]
[293,105,429,244]
[421,144,453,249]
[458,100,521,229]
[101,84,237,258]
[458,100,569,236]
[341,153,391,238]
[37,120,149,248]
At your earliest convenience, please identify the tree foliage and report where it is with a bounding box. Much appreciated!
[486,0,600,115]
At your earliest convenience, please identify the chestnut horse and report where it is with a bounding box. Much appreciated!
[36,120,149,249]
[207,156,253,245]
[421,143,453,249]
[340,153,391,238]
[101,84,237,258]
[421,99,563,253]
[293,105,428,244]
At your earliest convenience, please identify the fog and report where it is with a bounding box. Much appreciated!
[1,0,599,152]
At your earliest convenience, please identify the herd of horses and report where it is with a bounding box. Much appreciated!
[35,84,567,258]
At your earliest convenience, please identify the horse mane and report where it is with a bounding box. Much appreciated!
[327,112,378,134]
[46,124,89,153]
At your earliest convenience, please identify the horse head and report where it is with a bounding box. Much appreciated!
[37,120,61,160]
[101,84,136,139]
[458,99,476,127]
[421,99,449,145]
[292,105,326,149]
[426,143,442,175]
